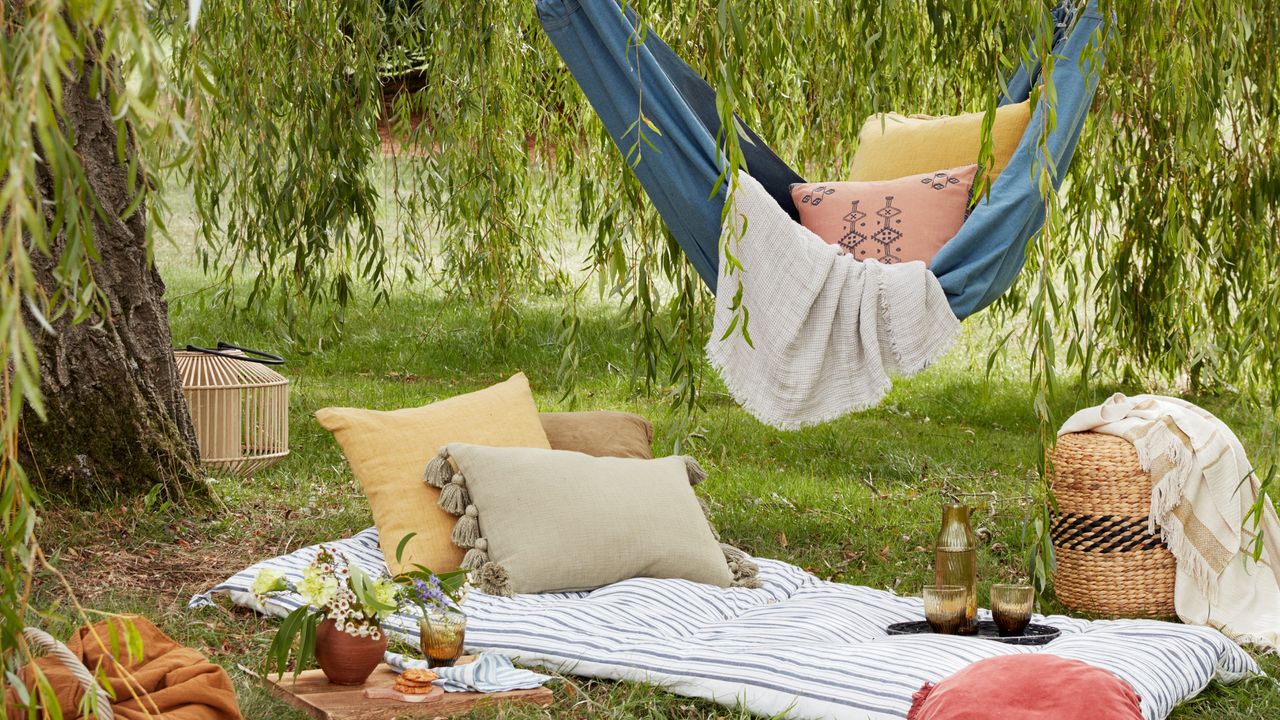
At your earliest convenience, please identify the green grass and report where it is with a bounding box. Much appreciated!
[32,225,1280,719]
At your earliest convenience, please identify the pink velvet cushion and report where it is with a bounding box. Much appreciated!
[789,164,977,266]
[908,654,1143,720]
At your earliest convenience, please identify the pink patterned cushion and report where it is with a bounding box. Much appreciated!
[908,655,1144,720]
[789,165,976,266]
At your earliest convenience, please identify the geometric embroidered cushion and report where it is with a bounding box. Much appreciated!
[907,654,1144,720]
[790,165,977,266]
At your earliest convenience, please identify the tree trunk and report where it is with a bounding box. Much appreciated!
[20,60,201,498]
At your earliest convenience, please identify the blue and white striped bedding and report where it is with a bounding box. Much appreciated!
[190,528,1260,720]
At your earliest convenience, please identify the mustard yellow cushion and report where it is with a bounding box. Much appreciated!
[849,101,1031,182]
[314,373,550,575]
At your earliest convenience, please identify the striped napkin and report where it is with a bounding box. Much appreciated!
[383,651,552,693]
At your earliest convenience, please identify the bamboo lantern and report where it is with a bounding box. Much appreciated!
[174,343,289,477]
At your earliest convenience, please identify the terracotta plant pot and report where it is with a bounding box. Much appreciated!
[314,619,388,685]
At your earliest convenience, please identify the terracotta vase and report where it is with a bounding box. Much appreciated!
[314,619,388,685]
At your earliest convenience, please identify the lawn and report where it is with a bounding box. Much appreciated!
[35,216,1280,719]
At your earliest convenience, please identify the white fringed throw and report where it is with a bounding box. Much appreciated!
[707,172,961,429]
[1061,393,1280,651]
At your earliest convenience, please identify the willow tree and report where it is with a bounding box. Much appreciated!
[3,0,1279,712]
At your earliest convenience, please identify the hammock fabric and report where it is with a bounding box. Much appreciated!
[537,0,1106,320]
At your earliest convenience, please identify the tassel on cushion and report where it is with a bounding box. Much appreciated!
[461,538,489,570]
[683,456,708,486]
[452,505,480,549]
[697,496,722,541]
[722,543,763,589]
[423,449,452,489]
[437,474,469,516]
[476,561,512,597]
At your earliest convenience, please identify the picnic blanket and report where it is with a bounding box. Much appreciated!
[706,172,960,429]
[1061,393,1280,650]
[7,615,242,720]
[190,528,1259,720]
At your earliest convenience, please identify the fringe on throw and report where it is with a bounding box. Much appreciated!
[1128,424,1221,600]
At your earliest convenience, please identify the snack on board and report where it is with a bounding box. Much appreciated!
[400,668,439,684]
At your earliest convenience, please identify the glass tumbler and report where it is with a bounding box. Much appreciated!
[990,584,1035,636]
[923,585,968,635]
[419,609,467,667]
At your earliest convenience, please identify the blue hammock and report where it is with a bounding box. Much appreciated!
[537,0,1106,319]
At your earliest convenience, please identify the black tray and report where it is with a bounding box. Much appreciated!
[886,620,1060,645]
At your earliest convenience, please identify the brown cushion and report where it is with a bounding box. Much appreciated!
[314,373,551,575]
[539,411,654,459]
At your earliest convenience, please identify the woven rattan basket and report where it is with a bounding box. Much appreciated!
[1048,432,1176,617]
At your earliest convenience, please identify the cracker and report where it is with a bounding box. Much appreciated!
[393,682,437,695]
[401,668,439,683]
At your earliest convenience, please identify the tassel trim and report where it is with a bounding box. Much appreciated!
[684,456,708,486]
[461,538,489,570]
[476,561,512,597]
[907,682,936,720]
[698,495,722,541]
[452,505,480,549]
[722,543,762,588]
[438,473,470,515]
[424,450,453,489]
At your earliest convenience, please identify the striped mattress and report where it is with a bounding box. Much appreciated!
[190,527,1260,719]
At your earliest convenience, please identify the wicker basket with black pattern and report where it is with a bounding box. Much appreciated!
[1048,432,1176,617]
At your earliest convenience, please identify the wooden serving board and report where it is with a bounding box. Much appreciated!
[262,658,554,720]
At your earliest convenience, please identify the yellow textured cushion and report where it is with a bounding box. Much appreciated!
[849,101,1031,182]
[314,373,550,575]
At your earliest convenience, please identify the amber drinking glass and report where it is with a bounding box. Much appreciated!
[923,585,968,635]
[990,584,1035,637]
[419,610,467,667]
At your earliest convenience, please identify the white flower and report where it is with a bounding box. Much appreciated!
[251,569,288,596]
[297,566,338,608]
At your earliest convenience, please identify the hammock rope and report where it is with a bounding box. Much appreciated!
[536,0,1107,319]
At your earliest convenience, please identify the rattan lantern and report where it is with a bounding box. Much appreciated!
[175,343,289,477]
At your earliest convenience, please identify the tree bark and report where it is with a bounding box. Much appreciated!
[20,59,201,498]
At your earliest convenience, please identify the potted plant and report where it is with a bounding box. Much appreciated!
[252,546,400,685]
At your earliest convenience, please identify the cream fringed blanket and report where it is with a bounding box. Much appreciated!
[706,173,961,429]
[1061,394,1280,651]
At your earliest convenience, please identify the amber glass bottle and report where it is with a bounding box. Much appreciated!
[934,503,978,634]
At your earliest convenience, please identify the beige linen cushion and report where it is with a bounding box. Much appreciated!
[314,373,551,575]
[427,443,744,595]
[539,411,654,459]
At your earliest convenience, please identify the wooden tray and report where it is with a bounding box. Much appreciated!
[261,657,554,720]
